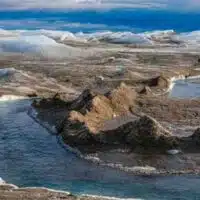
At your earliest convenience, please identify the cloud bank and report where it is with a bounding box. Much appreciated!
[0,0,199,10]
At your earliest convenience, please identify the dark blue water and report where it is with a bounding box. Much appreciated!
[0,99,200,199]
[0,9,200,33]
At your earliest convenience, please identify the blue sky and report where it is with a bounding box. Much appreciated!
[0,0,200,10]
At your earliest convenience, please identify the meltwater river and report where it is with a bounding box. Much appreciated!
[0,99,200,200]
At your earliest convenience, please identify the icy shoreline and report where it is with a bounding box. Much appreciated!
[0,178,142,200]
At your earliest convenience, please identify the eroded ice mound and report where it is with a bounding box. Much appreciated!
[79,31,151,44]
[0,34,84,58]
[0,29,200,58]
[0,68,16,77]
[0,177,5,184]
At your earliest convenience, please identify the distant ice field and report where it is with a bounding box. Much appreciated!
[0,28,200,58]
[0,9,200,57]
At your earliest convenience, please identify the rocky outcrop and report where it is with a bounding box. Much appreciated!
[33,83,196,153]
[66,83,137,134]
[57,84,181,152]
[69,89,95,112]
[136,85,151,94]
[60,83,137,146]
[125,116,179,150]
[141,75,170,88]
[61,114,180,152]
[93,115,179,150]
[61,118,95,146]
[190,128,200,145]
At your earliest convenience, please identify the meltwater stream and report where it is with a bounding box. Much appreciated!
[0,99,200,200]
[169,77,200,99]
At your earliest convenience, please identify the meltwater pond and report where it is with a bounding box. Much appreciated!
[169,77,200,99]
[0,99,200,200]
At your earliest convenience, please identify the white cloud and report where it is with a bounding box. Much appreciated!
[0,0,165,9]
[0,0,199,10]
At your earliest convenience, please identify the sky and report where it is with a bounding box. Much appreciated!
[0,0,200,10]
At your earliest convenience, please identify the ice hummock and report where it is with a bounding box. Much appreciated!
[0,29,200,58]
[0,177,5,184]
[0,33,84,58]
[0,68,15,77]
